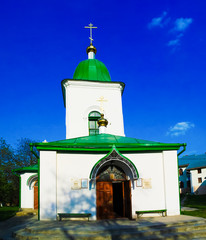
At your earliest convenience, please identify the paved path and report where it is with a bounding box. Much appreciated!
[0,215,37,240]
[0,215,205,240]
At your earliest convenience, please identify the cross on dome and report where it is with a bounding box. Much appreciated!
[84,23,97,45]
[97,96,108,113]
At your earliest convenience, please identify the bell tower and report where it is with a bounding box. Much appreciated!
[61,24,125,139]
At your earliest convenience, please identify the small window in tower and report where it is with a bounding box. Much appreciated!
[197,168,201,174]
[88,111,101,135]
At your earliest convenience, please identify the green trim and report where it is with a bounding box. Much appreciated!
[31,134,185,153]
[38,157,40,221]
[30,144,39,159]
[19,177,21,209]
[89,145,139,179]
[35,145,183,152]
[89,149,112,179]
[177,144,187,156]
[13,164,38,174]
[114,146,138,175]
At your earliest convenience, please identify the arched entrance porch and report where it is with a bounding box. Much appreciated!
[90,147,139,220]
[27,174,38,210]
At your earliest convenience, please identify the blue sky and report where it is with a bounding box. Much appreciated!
[0,0,205,155]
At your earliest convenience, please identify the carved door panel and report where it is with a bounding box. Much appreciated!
[96,182,113,219]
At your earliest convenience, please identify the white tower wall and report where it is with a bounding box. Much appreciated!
[63,80,125,139]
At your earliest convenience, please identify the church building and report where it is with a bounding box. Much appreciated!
[14,25,186,220]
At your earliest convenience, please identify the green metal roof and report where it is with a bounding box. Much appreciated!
[73,59,111,82]
[13,164,38,174]
[30,134,186,153]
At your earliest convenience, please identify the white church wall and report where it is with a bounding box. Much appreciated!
[20,173,35,209]
[162,150,180,215]
[40,151,57,220]
[64,80,124,139]
[56,153,105,220]
[125,153,166,218]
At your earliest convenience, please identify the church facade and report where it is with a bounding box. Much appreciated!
[14,37,186,220]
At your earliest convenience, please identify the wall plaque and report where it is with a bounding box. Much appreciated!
[136,178,142,187]
[142,178,152,189]
[81,179,88,189]
[71,179,81,190]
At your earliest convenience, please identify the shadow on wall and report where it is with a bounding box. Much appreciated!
[57,181,96,218]
[194,179,206,195]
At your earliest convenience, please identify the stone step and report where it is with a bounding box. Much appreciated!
[18,220,206,234]
[14,221,206,240]
[14,229,206,240]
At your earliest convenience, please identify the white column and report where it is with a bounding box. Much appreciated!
[162,151,180,216]
[40,151,57,220]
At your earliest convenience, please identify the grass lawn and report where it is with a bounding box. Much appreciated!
[181,194,206,218]
[0,207,19,221]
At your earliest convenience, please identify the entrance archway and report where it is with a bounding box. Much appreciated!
[90,147,138,220]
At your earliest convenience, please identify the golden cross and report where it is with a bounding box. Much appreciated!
[97,96,107,113]
[84,23,97,44]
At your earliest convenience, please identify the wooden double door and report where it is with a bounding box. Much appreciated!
[96,180,131,219]
[34,181,38,210]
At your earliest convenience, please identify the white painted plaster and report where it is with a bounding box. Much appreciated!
[39,150,180,220]
[63,80,125,139]
[88,52,95,59]
[99,126,107,134]
[162,151,180,216]
[56,153,105,220]
[40,151,57,220]
[20,173,36,209]
[124,153,166,218]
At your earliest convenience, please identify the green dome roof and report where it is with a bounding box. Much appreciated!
[73,59,111,82]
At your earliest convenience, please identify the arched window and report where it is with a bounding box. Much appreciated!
[88,111,101,135]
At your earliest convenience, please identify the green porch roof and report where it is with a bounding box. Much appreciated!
[13,164,38,174]
[30,134,186,153]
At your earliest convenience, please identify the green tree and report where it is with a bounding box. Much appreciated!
[0,138,38,206]
[0,138,16,205]
[15,138,38,168]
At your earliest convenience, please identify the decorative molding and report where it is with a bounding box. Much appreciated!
[90,148,139,180]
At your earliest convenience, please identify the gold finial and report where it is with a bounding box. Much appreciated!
[97,96,107,113]
[97,113,108,127]
[86,44,97,54]
[84,23,97,45]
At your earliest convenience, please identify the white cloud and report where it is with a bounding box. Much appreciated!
[167,39,180,46]
[167,122,195,136]
[148,11,168,28]
[167,33,183,47]
[174,18,193,32]
[148,13,193,50]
